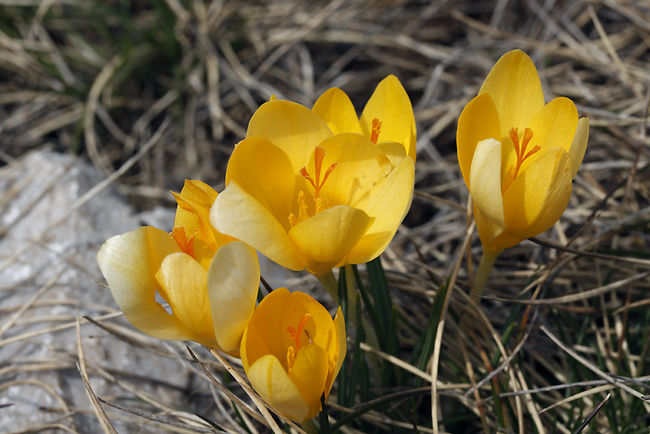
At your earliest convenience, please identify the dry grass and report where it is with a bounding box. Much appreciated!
[2,0,650,433]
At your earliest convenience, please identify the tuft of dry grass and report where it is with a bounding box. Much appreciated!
[2,0,650,433]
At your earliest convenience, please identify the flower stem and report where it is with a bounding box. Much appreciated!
[317,270,339,303]
[301,418,319,434]
[473,249,500,296]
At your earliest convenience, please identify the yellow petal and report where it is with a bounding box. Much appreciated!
[510,97,578,177]
[473,203,507,253]
[281,291,337,356]
[211,181,306,271]
[376,141,407,169]
[241,287,291,372]
[502,147,572,239]
[456,93,501,190]
[469,138,505,238]
[479,50,545,135]
[288,344,329,420]
[323,306,346,398]
[97,227,208,343]
[346,156,414,265]
[207,241,260,354]
[360,75,417,161]
[312,87,363,135]
[247,355,310,423]
[569,117,589,178]
[225,136,295,226]
[156,253,216,344]
[246,99,333,174]
[313,133,390,208]
[288,205,374,275]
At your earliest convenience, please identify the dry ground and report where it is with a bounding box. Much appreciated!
[2,0,650,433]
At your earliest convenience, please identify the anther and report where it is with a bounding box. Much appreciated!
[370,118,382,144]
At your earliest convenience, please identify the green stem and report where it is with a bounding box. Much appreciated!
[301,418,319,434]
[317,270,339,303]
[473,249,500,296]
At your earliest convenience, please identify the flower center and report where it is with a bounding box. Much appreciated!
[171,227,195,258]
[286,313,312,370]
[288,146,338,227]
[503,127,539,193]
[370,118,382,144]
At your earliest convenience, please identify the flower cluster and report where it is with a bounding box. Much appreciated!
[97,76,416,422]
[98,52,589,422]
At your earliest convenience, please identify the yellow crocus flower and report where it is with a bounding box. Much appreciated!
[312,75,417,161]
[97,180,259,354]
[240,287,346,422]
[457,50,589,294]
[210,90,415,276]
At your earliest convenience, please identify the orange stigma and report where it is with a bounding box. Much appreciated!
[171,227,195,258]
[299,146,338,214]
[286,313,311,351]
[509,127,539,180]
[370,118,382,144]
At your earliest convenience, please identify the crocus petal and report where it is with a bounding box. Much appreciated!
[207,241,260,354]
[289,205,374,275]
[360,75,417,160]
[473,204,505,254]
[98,227,211,343]
[225,136,295,225]
[569,117,589,178]
[280,291,337,355]
[312,87,363,135]
[323,306,346,397]
[470,139,505,237]
[240,287,291,372]
[456,93,501,190]
[503,147,572,239]
[211,181,306,271]
[376,141,407,169]
[479,50,545,135]
[315,133,392,208]
[514,97,578,176]
[346,156,414,265]
[287,345,329,420]
[156,253,215,344]
[246,99,333,174]
[247,355,310,423]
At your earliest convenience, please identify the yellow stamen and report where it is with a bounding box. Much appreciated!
[286,313,311,351]
[286,346,296,370]
[370,118,382,144]
[171,227,195,258]
[299,147,338,214]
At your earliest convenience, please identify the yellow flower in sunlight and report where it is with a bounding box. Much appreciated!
[457,50,589,267]
[210,94,415,276]
[241,287,346,422]
[312,75,417,161]
[97,180,259,355]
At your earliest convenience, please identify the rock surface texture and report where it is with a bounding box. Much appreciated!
[0,151,206,433]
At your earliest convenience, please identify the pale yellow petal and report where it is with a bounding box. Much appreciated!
[503,147,572,239]
[478,49,545,134]
[474,204,508,253]
[241,287,291,371]
[288,205,374,275]
[207,241,260,354]
[456,93,501,190]
[569,117,589,178]
[376,141,407,169]
[211,181,306,271]
[246,99,333,174]
[323,306,346,399]
[312,87,363,135]
[225,136,295,226]
[247,355,310,423]
[470,139,505,237]
[313,133,389,208]
[156,253,216,344]
[346,156,414,265]
[97,227,208,343]
[360,75,417,161]
[288,345,329,420]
